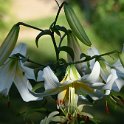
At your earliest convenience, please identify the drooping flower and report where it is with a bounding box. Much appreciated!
[0,43,42,102]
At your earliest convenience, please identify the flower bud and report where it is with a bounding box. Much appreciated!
[0,24,20,65]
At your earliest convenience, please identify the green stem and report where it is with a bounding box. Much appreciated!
[49,2,66,63]
[13,53,45,67]
[17,22,43,31]
[59,33,67,48]
[50,2,65,28]
[69,50,119,65]
[50,32,59,62]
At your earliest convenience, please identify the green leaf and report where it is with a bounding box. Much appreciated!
[53,25,67,33]
[35,30,51,47]
[32,83,43,92]
[59,46,74,61]
[51,25,68,36]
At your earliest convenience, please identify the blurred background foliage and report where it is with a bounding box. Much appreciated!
[78,0,124,49]
[0,0,124,124]
[0,0,12,40]
[0,0,10,28]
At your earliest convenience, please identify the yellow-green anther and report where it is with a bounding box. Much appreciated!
[0,24,20,65]
[64,3,91,46]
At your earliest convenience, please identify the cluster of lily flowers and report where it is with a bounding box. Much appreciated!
[0,1,124,123]
[0,40,124,123]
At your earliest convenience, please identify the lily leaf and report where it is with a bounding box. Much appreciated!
[59,46,74,61]
[35,30,51,47]
[53,25,67,33]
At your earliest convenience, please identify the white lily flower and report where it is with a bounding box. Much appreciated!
[87,47,111,82]
[87,47,124,95]
[30,62,104,103]
[103,60,124,95]
[42,66,59,90]
[0,43,41,102]
[82,61,105,92]
[81,61,105,100]
[87,47,100,69]
[113,59,124,75]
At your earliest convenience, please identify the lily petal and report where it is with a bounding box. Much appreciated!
[113,79,124,92]
[0,59,16,95]
[67,33,83,71]
[113,59,124,74]
[21,64,36,80]
[29,81,94,100]
[103,69,118,90]
[43,66,59,90]
[100,61,111,82]
[91,82,105,87]
[87,61,100,82]
[37,70,43,81]
[105,90,111,95]
[14,64,41,102]
[87,47,99,69]
[69,65,81,80]
[11,43,27,56]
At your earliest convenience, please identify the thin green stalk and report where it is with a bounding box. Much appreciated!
[50,32,59,62]
[69,50,119,65]
[50,2,65,28]
[17,22,43,31]
[59,33,67,48]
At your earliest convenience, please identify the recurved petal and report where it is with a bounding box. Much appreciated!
[43,66,59,90]
[91,82,105,87]
[113,59,124,74]
[37,70,43,81]
[100,62,111,82]
[0,59,16,95]
[87,47,100,69]
[21,63,36,80]
[11,43,27,56]
[14,65,41,102]
[87,61,100,82]
[69,65,81,80]
[103,69,118,90]
[113,79,124,92]
[29,85,65,98]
